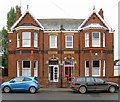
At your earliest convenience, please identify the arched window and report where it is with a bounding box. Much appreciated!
[64,59,74,66]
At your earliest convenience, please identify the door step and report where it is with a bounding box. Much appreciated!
[48,82,59,88]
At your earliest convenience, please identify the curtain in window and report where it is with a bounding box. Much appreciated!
[92,32,100,47]
[34,32,38,47]
[85,60,89,76]
[34,61,38,77]
[17,32,20,47]
[22,32,31,47]
[92,60,100,76]
[22,61,31,76]
[66,35,73,48]
[50,35,57,48]
[85,32,89,47]
[103,32,105,47]
[17,61,19,77]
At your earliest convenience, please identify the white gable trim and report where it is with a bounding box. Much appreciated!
[10,8,44,31]
[15,26,43,31]
[78,9,114,33]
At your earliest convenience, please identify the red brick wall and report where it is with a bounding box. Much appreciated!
[7,9,114,87]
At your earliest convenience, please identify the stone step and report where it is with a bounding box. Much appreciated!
[48,82,59,88]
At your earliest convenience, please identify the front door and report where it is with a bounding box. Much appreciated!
[49,65,59,82]
[64,66,73,82]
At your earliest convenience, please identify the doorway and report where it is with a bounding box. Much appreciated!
[64,59,74,82]
[48,60,59,82]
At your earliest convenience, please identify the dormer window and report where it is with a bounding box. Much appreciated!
[22,32,31,47]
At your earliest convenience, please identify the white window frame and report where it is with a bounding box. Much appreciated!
[34,60,38,77]
[17,61,19,77]
[85,60,89,76]
[92,60,101,77]
[65,35,73,48]
[85,32,89,47]
[103,60,105,76]
[103,32,105,47]
[17,32,20,47]
[50,35,57,48]
[92,32,100,47]
[22,60,31,76]
[22,32,31,47]
[34,32,38,47]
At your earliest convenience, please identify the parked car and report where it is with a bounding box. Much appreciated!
[70,77,119,94]
[1,76,39,93]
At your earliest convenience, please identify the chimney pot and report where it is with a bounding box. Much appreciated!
[98,8,104,19]
[16,7,22,21]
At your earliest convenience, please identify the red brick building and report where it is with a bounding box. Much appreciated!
[7,7,117,87]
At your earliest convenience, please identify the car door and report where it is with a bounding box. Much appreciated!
[10,77,26,90]
[23,77,33,90]
[86,77,96,91]
[94,78,108,91]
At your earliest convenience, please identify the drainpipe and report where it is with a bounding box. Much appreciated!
[78,30,80,76]
[60,25,65,88]
[42,30,44,77]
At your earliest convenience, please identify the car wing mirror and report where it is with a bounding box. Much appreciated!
[10,80,15,83]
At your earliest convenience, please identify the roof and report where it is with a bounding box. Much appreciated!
[78,8,114,33]
[10,8,44,31]
[37,19,84,30]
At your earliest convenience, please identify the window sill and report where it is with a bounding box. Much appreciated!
[16,47,40,50]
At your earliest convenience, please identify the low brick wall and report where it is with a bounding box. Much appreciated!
[1,76,120,87]
[102,76,120,86]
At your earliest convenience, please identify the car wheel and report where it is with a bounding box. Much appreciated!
[29,87,36,94]
[109,86,116,93]
[3,86,11,93]
[79,86,87,94]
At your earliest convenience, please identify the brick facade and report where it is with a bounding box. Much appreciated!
[6,7,119,87]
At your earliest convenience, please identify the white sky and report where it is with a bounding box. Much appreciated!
[0,0,119,60]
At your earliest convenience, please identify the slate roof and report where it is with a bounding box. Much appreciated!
[37,19,84,30]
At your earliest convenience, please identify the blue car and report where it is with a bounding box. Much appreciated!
[1,76,39,93]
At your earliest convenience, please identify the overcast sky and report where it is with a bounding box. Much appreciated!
[0,0,119,60]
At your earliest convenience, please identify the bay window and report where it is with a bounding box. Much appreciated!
[22,60,31,76]
[85,60,89,76]
[92,32,100,47]
[92,60,100,76]
[85,32,89,47]
[103,60,105,76]
[50,35,57,48]
[34,60,38,77]
[65,35,73,48]
[34,32,38,47]
[22,32,31,47]
[103,32,105,47]
[17,32,20,47]
[17,61,19,77]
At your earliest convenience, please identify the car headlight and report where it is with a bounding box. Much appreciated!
[1,83,5,85]
[116,84,119,86]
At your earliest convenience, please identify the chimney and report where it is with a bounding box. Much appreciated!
[16,7,22,21]
[98,8,104,19]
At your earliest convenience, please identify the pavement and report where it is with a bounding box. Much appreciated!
[38,87,72,92]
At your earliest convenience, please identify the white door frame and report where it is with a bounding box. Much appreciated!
[48,65,59,82]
